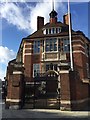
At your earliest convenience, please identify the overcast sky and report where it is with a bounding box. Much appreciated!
[0,0,89,80]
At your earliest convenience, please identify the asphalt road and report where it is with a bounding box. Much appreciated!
[1,100,90,120]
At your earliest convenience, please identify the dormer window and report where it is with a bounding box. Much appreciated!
[43,27,61,35]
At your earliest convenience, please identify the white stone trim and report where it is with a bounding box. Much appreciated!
[26,82,34,85]
[61,100,71,104]
[73,50,85,54]
[72,40,85,45]
[45,51,58,54]
[24,53,32,55]
[60,70,69,73]
[73,45,85,50]
[61,98,90,105]
[72,98,90,104]
[24,48,32,50]
[6,99,21,102]
[82,78,90,83]
[73,50,88,57]
[44,59,58,61]
[13,71,23,74]
[24,43,32,45]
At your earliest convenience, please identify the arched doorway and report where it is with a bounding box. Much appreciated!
[24,70,60,109]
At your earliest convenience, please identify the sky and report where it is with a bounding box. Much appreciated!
[0,0,89,81]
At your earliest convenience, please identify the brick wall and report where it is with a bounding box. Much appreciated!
[23,41,33,81]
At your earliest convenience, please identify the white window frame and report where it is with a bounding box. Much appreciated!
[33,40,40,53]
[45,38,57,52]
[33,64,40,77]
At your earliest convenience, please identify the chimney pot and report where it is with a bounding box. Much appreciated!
[37,16,44,30]
[63,13,72,29]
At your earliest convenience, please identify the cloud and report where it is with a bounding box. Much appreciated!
[29,0,67,32]
[0,68,6,81]
[0,1,65,81]
[0,0,90,2]
[0,46,16,81]
[0,1,66,33]
[30,0,52,32]
[0,46,16,65]
[0,2,31,33]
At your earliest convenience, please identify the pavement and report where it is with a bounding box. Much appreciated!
[1,100,90,120]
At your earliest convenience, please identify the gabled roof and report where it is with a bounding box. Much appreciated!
[22,21,89,43]
[26,22,75,39]
[43,22,68,28]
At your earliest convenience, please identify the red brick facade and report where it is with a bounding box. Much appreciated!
[5,8,90,110]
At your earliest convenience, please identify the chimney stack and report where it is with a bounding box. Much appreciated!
[37,16,44,30]
[63,13,72,28]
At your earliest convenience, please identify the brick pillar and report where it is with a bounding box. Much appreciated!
[60,70,71,110]
[6,70,24,109]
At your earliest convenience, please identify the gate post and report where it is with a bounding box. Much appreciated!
[5,63,24,109]
[59,69,71,110]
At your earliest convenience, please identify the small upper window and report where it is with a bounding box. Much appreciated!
[46,29,48,34]
[57,28,61,33]
[43,29,46,34]
[43,27,61,35]
[49,28,51,34]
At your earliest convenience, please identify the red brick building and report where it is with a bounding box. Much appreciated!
[5,8,90,110]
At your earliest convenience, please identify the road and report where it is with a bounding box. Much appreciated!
[0,100,90,120]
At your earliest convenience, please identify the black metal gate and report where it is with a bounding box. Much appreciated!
[24,72,60,109]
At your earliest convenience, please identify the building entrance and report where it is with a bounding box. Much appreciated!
[24,70,60,109]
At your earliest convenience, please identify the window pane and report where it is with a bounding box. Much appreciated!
[50,41,53,51]
[54,44,57,51]
[43,29,46,34]
[49,29,51,34]
[53,39,57,51]
[57,28,61,33]
[54,64,57,71]
[46,64,57,71]
[50,63,53,70]
[33,64,40,77]
[63,39,69,53]
[33,40,40,53]
[51,28,53,34]
[45,38,57,52]
[46,64,49,71]
[42,40,44,52]
[46,29,48,34]
[46,40,50,52]
[53,28,54,33]
[56,28,58,33]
